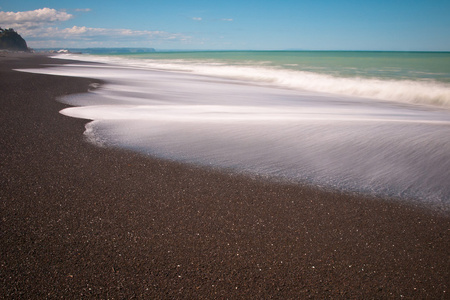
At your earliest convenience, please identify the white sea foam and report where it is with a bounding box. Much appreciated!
[56,53,450,108]
[17,58,450,212]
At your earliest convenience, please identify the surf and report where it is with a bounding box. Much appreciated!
[59,51,450,108]
[16,53,450,212]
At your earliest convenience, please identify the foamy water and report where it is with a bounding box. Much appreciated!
[55,52,450,108]
[17,53,450,212]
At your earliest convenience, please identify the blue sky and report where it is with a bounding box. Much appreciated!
[1,0,449,50]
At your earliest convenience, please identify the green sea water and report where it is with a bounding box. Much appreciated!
[106,51,450,83]
[83,50,450,107]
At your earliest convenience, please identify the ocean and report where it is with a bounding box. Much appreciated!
[19,51,450,211]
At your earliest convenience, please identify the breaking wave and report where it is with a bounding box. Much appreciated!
[60,53,450,108]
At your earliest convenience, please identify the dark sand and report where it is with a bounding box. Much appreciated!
[1,53,449,299]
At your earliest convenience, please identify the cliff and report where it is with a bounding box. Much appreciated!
[0,28,29,51]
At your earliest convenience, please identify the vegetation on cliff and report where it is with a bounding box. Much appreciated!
[0,28,29,51]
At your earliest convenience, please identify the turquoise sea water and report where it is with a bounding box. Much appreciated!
[18,51,450,211]
[87,51,450,107]
[111,51,450,82]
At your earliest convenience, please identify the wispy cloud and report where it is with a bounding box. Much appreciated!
[27,26,186,40]
[75,8,91,12]
[23,26,189,48]
[192,17,202,21]
[221,18,233,22]
[0,7,189,48]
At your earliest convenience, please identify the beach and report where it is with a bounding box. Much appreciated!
[1,53,449,298]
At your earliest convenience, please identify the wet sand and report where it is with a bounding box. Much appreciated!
[1,53,449,298]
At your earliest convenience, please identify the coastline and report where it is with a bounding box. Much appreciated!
[1,53,449,298]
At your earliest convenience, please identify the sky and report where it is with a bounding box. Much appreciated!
[1,0,449,51]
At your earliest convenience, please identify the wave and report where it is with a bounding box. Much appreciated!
[59,53,450,108]
[18,57,450,211]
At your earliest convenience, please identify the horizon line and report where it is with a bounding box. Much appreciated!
[34,47,450,53]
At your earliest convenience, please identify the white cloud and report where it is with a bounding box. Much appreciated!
[0,7,189,48]
[0,7,72,24]
[75,8,91,12]
[23,26,190,48]
[192,17,202,21]
[221,18,233,22]
[0,7,73,34]
[24,25,186,40]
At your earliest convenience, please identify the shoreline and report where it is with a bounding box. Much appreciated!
[46,53,450,214]
[1,53,449,298]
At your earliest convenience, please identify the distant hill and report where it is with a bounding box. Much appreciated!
[0,28,29,51]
